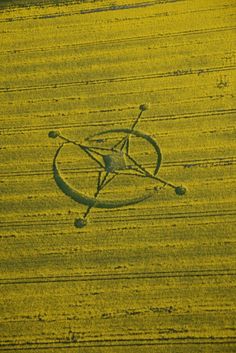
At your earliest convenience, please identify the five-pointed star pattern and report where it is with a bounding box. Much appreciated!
[49,105,186,227]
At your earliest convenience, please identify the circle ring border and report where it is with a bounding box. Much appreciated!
[53,128,162,209]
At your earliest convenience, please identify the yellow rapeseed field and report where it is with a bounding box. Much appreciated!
[0,0,235,352]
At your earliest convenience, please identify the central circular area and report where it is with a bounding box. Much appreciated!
[103,151,127,172]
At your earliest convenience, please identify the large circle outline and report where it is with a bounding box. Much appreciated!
[53,129,162,209]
